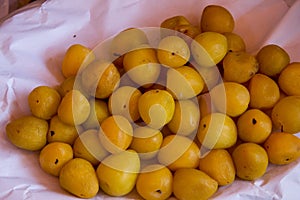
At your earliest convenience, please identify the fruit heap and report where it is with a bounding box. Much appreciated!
[5,4,300,200]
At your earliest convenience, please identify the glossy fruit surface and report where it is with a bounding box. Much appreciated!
[57,90,90,126]
[138,89,175,129]
[222,51,258,83]
[173,168,218,200]
[157,36,190,68]
[257,44,290,77]
[130,126,163,160]
[61,44,95,78]
[167,99,200,136]
[248,73,280,109]
[166,65,204,99]
[28,86,61,120]
[201,5,235,33]
[232,142,268,180]
[110,28,149,59]
[278,62,300,96]
[39,142,73,176]
[264,132,300,165]
[123,44,161,87]
[271,95,300,134]
[136,164,173,200]
[191,31,228,67]
[96,150,140,197]
[223,32,246,52]
[158,135,200,171]
[199,149,235,186]
[47,115,79,145]
[73,129,109,166]
[210,82,250,117]
[81,61,120,99]
[59,158,99,198]
[6,115,48,151]
[108,86,142,122]
[237,109,272,144]
[83,99,110,129]
[98,115,133,154]
[197,112,237,149]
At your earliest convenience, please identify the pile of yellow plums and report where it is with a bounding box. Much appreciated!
[5,4,300,200]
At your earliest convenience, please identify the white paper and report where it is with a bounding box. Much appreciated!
[1,0,300,199]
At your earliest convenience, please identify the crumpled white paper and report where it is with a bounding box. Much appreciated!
[0,0,300,199]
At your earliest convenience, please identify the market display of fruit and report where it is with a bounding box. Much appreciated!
[3,3,300,200]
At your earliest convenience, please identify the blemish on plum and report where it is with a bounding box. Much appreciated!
[50,131,55,136]
[155,189,162,194]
